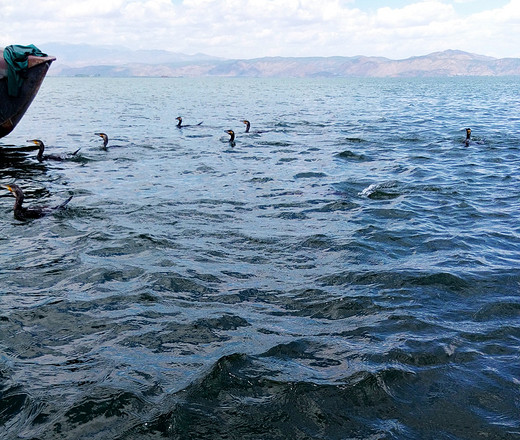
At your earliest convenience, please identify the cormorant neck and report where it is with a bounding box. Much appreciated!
[13,194,23,212]
[37,145,44,161]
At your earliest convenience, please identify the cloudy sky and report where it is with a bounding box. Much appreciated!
[1,0,519,59]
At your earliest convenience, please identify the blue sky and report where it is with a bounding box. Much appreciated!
[1,0,519,59]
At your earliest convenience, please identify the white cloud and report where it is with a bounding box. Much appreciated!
[0,0,519,58]
[374,1,455,28]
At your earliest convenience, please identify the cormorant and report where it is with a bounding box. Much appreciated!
[5,183,73,221]
[242,119,266,134]
[225,130,235,142]
[464,128,471,146]
[176,117,203,128]
[225,130,236,147]
[95,133,109,149]
[27,139,80,162]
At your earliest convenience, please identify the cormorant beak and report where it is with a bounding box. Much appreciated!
[5,185,13,192]
[26,140,39,145]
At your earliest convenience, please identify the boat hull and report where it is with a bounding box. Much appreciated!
[0,55,56,138]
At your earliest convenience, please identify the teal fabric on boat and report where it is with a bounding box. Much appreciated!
[3,44,47,97]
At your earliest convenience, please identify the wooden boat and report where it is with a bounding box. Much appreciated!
[0,49,56,138]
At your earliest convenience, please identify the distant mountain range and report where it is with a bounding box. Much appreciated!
[44,44,520,78]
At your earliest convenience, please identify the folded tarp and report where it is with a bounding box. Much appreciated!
[3,44,47,97]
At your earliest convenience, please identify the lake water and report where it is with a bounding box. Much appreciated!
[1,76,519,439]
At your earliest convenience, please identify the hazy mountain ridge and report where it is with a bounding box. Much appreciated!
[45,45,520,77]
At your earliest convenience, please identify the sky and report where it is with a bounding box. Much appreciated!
[1,0,519,59]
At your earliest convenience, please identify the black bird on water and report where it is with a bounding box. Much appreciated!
[464,128,471,146]
[4,183,73,221]
[225,130,236,147]
[27,139,80,162]
[176,116,203,128]
[242,119,266,134]
[95,133,109,149]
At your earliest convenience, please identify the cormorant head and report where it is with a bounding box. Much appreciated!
[176,116,182,127]
[95,133,109,147]
[466,128,471,138]
[5,184,24,202]
[27,140,45,160]
[242,120,251,132]
[27,139,44,147]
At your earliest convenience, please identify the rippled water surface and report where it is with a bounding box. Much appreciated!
[1,76,520,439]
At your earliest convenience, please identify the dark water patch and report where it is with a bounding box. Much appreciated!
[259,141,293,148]
[0,387,30,430]
[335,150,368,161]
[371,340,480,368]
[138,353,414,440]
[247,176,274,183]
[342,137,366,143]
[474,301,520,322]
[277,157,298,163]
[318,270,470,292]
[360,181,403,199]
[297,234,335,249]
[67,266,145,288]
[460,325,520,346]
[189,198,248,208]
[257,189,304,198]
[283,290,384,320]
[294,172,327,179]
[221,270,255,280]
[366,189,402,200]
[273,210,308,220]
[0,302,116,360]
[260,339,342,368]
[307,200,359,212]
[185,269,224,284]
[365,207,415,220]
[147,272,218,296]
[121,315,249,351]
[197,314,251,331]
[45,388,147,439]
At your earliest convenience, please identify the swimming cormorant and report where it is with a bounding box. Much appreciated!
[27,139,80,162]
[176,117,203,128]
[95,133,109,149]
[464,128,471,146]
[225,130,235,143]
[5,183,73,221]
[242,119,266,134]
